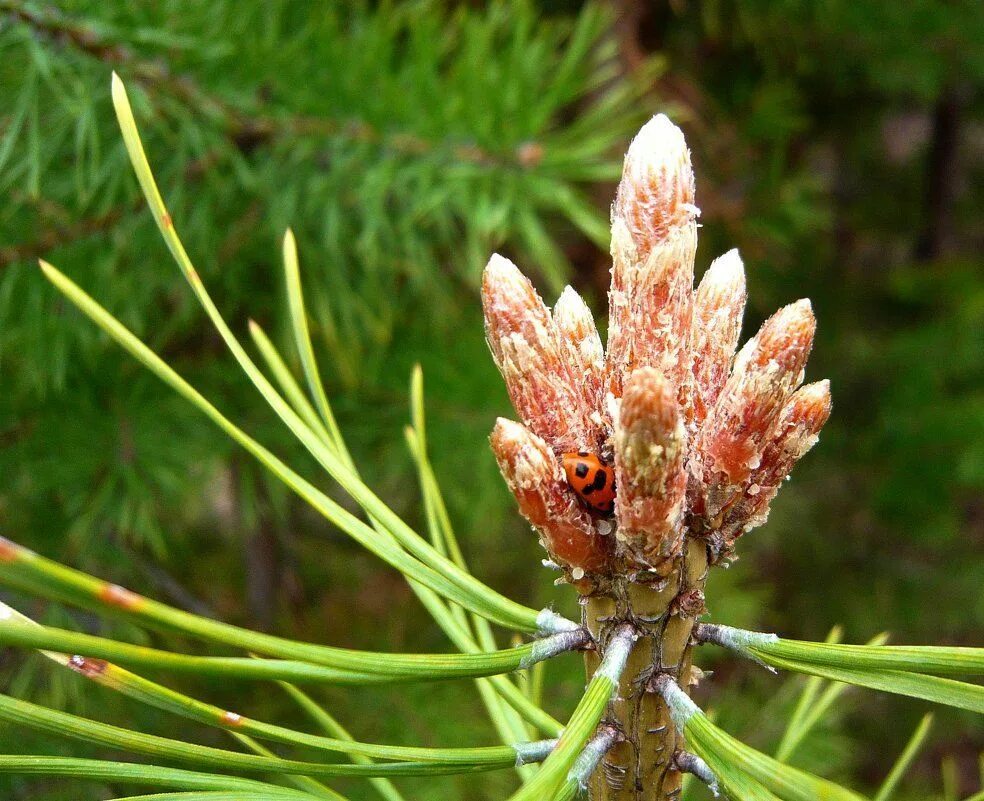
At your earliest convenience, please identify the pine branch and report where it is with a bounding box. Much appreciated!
[0,0,651,568]
[0,201,130,270]
[0,0,549,168]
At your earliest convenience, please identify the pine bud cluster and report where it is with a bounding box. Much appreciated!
[484,115,830,585]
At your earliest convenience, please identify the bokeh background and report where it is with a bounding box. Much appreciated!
[0,1,981,799]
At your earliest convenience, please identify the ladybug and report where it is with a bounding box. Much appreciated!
[562,451,616,517]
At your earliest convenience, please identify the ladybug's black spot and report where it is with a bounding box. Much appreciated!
[582,470,607,496]
[578,450,590,457]
[574,462,589,479]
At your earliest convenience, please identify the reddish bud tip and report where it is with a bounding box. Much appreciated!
[490,418,612,577]
[716,379,832,542]
[701,299,817,485]
[734,299,816,376]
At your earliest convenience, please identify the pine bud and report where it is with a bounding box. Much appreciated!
[490,418,613,576]
[700,299,816,491]
[485,115,830,573]
[553,286,605,428]
[607,115,698,403]
[717,380,832,541]
[614,368,687,567]
[690,249,746,427]
[612,114,696,261]
[756,379,831,487]
[482,255,594,452]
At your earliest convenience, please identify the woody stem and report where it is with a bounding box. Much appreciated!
[582,537,708,801]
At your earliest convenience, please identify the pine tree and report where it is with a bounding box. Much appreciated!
[1,3,981,801]
[0,64,980,801]
[0,0,653,567]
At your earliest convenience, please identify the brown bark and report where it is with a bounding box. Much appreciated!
[583,538,708,801]
[245,521,280,632]
[916,86,964,262]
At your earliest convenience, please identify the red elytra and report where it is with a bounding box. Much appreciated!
[561,451,616,517]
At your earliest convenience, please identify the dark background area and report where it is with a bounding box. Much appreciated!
[0,2,981,799]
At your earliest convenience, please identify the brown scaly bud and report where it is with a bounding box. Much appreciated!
[607,115,698,404]
[699,299,816,499]
[482,255,593,451]
[490,418,612,578]
[717,380,832,542]
[689,249,746,428]
[553,286,605,436]
[614,368,687,568]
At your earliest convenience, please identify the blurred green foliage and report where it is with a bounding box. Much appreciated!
[0,1,981,799]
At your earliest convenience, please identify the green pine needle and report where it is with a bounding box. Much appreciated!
[0,756,317,799]
[872,713,934,801]
[698,624,984,714]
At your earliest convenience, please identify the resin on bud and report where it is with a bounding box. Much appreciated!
[614,368,687,567]
[699,299,816,499]
[490,418,612,576]
[607,115,698,403]
[482,255,596,452]
[690,249,746,428]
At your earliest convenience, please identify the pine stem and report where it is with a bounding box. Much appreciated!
[582,538,708,801]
